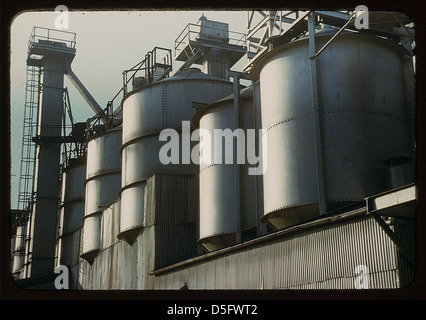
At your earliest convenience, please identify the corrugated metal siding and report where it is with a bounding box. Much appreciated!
[100,200,120,250]
[154,224,198,269]
[146,174,198,269]
[67,228,82,289]
[79,174,199,289]
[146,174,197,225]
[151,215,414,290]
[77,175,414,290]
[392,218,416,287]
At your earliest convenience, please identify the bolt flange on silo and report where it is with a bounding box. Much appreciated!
[251,27,415,231]
[118,68,234,245]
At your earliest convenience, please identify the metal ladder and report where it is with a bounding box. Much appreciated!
[14,64,42,275]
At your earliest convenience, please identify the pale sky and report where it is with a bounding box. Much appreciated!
[9,9,250,207]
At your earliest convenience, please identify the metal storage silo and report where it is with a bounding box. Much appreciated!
[193,86,260,252]
[58,158,86,267]
[81,127,122,263]
[118,68,233,244]
[251,28,414,230]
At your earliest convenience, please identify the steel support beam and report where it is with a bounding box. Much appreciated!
[371,214,415,270]
[253,80,267,236]
[228,70,242,243]
[66,68,106,123]
[308,12,328,215]
[309,12,357,59]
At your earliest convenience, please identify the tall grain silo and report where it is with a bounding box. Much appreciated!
[251,27,415,230]
[193,86,262,252]
[118,68,234,244]
[57,157,86,267]
[81,126,122,263]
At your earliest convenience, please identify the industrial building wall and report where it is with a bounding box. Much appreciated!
[78,174,199,290]
[152,215,415,290]
[76,177,415,290]
[79,199,147,290]
[68,229,83,290]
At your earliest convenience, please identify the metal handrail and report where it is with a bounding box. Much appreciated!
[86,106,112,139]
[120,46,172,96]
[28,26,76,50]
[86,47,173,135]
[174,23,247,57]
[61,142,86,169]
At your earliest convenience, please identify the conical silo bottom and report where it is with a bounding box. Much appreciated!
[197,232,236,253]
[80,249,99,265]
[117,226,143,246]
[261,204,319,231]
[262,201,363,230]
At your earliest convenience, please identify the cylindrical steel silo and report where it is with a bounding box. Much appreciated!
[193,86,260,252]
[251,28,414,230]
[81,127,122,263]
[58,158,86,267]
[118,68,233,244]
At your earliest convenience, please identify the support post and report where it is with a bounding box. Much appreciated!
[308,12,328,215]
[253,80,267,236]
[65,68,106,124]
[371,214,415,270]
[228,71,242,243]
